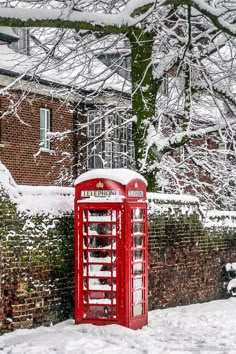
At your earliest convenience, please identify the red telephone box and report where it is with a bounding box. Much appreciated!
[74,169,148,329]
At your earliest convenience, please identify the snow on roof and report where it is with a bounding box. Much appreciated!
[0,43,130,93]
[75,169,147,186]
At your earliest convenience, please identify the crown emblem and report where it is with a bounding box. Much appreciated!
[96,181,104,189]
[134,182,138,188]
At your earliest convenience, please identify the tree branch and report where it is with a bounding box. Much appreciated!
[192,0,236,37]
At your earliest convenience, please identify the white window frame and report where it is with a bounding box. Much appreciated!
[219,142,227,160]
[105,141,113,168]
[87,141,104,169]
[88,111,102,138]
[40,108,51,150]
[120,143,127,167]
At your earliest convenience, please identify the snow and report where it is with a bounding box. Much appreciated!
[148,192,199,204]
[17,185,74,216]
[226,263,236,271]
[205,211,236,228]
[75,169,147,186]
[0,161,74,216]
[148,192,201,217]
[0,298,236,353]
[0,26,19,39]
[227,279,236,293]
[0,44,129,94]
[0,1,154,29]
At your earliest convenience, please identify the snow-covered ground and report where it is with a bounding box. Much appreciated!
[0,299,236,354]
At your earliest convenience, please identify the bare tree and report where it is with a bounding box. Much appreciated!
[0,0,236,208]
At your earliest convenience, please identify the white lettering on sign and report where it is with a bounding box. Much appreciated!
[128,190,144,197]
[81,190,119,197]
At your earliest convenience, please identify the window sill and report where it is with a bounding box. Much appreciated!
[0,143,5,148]
[39,148,55,154]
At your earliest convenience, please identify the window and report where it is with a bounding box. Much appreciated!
[40,108,51,149]
[219,142,227,160]
[10,28,30,55]
[105,141,112,168]
[160,75,168,95]
[105,114,114,138]
[87,110,134,169]
[88,111,102,138]
[120,143,127,167]
[219,142,227,151]
[88,141,104,169]
[113,142,119,168]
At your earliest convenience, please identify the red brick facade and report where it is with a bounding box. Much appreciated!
[0,90,75,186]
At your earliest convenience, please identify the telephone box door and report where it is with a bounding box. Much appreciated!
[127,203,148,329]
[76,204,123,324]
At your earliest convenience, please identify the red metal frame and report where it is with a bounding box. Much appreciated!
[74,176,148,329]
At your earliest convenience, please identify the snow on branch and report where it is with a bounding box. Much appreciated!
[147,119,236,156]
[0,0,158,32]
[192,0,236,37]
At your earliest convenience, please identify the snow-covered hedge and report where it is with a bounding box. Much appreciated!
[147,192,201,218]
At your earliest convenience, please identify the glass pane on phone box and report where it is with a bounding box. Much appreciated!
[83,279,88,290]
[133,262,143,275]
[88,305,111,318]
[133,303,143,317]
[83,224,87,235]
[134,250,143,261]
[87,291,116,301]
[88,250,111,260]
[87,209,115,221]
[133,277,143,290]
[88,236,111,249]
[112,252,117,263]
[112,306,117,318]
[133,208,144,220]
[133,289,143,303]
[83,265,88,276]
[88,278,103,289]
[87,263,105,275]
[83,236,88,248]
[133,223,143,234]
[86,291,106,301]
[134,236,143,248]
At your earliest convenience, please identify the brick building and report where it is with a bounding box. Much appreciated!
[0,27,133,187]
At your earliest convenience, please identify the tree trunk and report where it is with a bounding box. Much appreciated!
[128,29,158,190]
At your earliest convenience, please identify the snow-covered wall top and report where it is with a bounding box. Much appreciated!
[148,192,201,217]
[204,210,236,228]
[17,185,74,217]
[0,161,74,216]
[74,169,147,186]
[148,192,199,204]
[1,161,236,226]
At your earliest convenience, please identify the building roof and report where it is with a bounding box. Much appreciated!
[0,31,130,95]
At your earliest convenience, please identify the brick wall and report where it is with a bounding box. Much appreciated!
[1,185,236,332]
[148,212,236,310]
[0,187,74,333]
[0,90,75,186]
